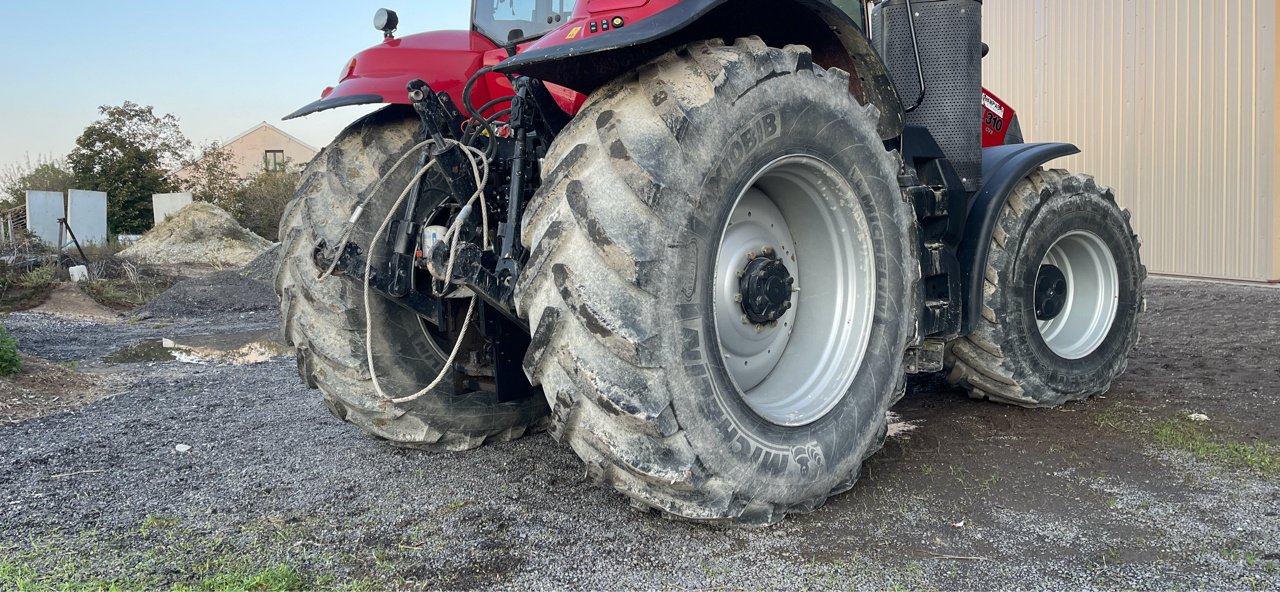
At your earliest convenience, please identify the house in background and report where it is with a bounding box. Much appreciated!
[177,122,318,180]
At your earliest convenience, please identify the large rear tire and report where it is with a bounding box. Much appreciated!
[946,169,1145,407]
[275,106,547,451]
[516,38,918,523]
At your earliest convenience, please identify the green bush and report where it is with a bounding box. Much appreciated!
[0,325,21,377]
[15,266,56,288]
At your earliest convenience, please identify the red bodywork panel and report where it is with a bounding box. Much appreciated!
[981,89,1017,147]
[302,3,1017,152]
[305,0,688,120]
[316,30,586,119]
[523,0,681,52]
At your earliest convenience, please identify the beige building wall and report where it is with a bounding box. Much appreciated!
[221,123,318,179]
[983,0,1279,282]
[175,123,318,182]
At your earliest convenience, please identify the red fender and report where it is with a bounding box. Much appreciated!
[283,30,586,121]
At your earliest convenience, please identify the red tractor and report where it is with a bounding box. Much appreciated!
[276,0,1144,524]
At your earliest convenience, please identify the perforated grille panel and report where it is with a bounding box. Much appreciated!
[873,0,983,190]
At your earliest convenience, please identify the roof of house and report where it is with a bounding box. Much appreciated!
[223,122,319,153]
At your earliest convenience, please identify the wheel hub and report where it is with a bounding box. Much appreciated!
[713,156,876,427]
[739,248,794,324]
[1034,264,1068,321]
[1035,230,1121,360]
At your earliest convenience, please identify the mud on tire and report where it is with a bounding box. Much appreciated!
[274,106,547,451]
[516,38,919,523]
[946,169,1145,407]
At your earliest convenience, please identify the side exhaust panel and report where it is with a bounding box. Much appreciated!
[872,0,983,190]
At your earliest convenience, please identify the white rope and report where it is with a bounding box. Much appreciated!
[356,139,492,404]
[316,139,435,281]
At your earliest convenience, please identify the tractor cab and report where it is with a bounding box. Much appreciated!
[473,0,579,45]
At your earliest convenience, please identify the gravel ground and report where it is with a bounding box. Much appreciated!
[1,277,1278,590]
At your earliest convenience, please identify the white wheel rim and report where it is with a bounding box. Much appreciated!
[713,156,876,427]
[1035,230,1120,360]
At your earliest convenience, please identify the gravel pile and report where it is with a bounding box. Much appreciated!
[119,202,272,268]
[135,271,277,319]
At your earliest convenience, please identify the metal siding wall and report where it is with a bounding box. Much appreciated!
[983,0,1278,281]
[1272,2,1280,280]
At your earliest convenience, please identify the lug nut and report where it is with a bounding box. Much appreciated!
[741,315,749,325]
[733,294,742,303]
[782,301,792,310]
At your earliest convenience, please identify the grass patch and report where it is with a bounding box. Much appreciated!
[0,560,39,590]
[0,558,302,592]
[0,325,20,377]
[0,519,389,591]
[175,564,301,592]
[79,277,171,310]
[1154,418,1280,475]
[0,267,57,312]
[78,257,175,310]
[139,515,182,534]
[0,526,317,591]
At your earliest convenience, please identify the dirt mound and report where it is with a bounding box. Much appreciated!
[31,283,120,321]
[135,271,278,319]
[119,202,272,267]
[0,353,98,425]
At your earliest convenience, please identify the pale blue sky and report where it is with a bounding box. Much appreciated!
[0,1,474,167]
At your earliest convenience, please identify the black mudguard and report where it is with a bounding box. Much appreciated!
[958,142,1081,334]
[494,0,904,139]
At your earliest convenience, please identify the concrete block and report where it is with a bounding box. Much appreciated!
[24,190,64,245]
[66,189,108,246]
[152,192,193,226]
[69,265,89,282]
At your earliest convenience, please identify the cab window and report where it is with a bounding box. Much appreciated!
[474,0,578,44]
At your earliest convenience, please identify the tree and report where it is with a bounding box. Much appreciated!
[232,165,300,241]
[0,155,74,208]
[68,102,192,234]
[180,141,241,211]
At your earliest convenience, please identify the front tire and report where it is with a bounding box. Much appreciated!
[946,169,1145,407]
[517,38,918,523]
[275,107,547,451]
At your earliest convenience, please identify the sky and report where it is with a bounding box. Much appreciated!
[0,1,474,168]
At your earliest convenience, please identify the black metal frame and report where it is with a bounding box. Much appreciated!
[319,75,568,394]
